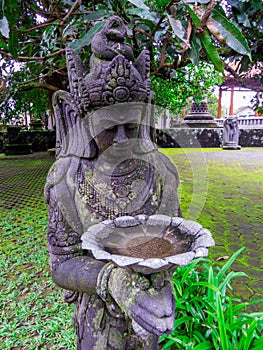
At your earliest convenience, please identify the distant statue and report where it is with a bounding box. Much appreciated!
[222,116,241,150]
[45,16,181,350]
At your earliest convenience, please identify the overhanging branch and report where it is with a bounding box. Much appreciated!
[19,82,59,92]
[0,49,66,62]
[196,0,216,34]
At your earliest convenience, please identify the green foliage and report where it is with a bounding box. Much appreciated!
[0,0,258,84]
[0,207,75,349]
[159,248,263,349]
[0,68,50,122]
[1,0,262,119]
[225,0,263,64]
[151,62,223,116]
[186,4,224,73]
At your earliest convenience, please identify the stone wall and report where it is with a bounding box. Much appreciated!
[156,127,263,148]
[0,130,56,153]
[239,129,263,147]
[0,128,262,153]
[156,128,223,148]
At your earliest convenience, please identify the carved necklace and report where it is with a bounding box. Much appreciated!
[77,158,161,220]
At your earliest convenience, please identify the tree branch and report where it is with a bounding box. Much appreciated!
[17,18,58,33]
[0,49,66,62]
[160,31,171,66]
[196,0,216,34]
[150,0,180,38]
[133,27,152,39]
[59,0,80,25]
[18,68,67,85]
[19,82,59,92]
[223,62,241,81]
[181,16,192,62]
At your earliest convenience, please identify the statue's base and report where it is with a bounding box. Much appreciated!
[5,143,33,155]
[182,119,219,128]
[222,143,241,150]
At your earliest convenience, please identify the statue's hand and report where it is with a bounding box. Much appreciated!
[108,268,175,336]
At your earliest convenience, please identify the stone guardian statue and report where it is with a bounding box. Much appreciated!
[222,116,241,150]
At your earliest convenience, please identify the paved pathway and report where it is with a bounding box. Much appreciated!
[164,148,263,310]
[0,149,262,310]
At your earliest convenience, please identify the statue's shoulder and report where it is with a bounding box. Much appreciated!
[154,150,179,176]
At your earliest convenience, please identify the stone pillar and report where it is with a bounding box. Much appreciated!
[229,86,234,116]
[217,87,222,119]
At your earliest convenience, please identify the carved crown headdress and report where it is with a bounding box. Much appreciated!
[66,16,151,111]
[53,16,155,159]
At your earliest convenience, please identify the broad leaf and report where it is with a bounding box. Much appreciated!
[126,8,157,21]
[167,15,188,44]
[8,30,18,59]
[188,31,201,65]
[127,0,149,11]
[0,16,9,38]
[211,8,251,59]
[193,341,213,350]
[69,22,105,51]
[0,41,8,49]
[187,5,224,72]
[251,336,263,350]
[84,9,109,21]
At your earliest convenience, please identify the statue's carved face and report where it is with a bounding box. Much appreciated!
[104,16,126,41]
[91,106,142,160]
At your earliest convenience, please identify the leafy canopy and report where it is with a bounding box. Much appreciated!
[0,0,262,119]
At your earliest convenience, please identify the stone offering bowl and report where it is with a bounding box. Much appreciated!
[82,214,215,274]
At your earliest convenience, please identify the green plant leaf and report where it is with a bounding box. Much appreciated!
[216,293,229,350]
[8,30,18,58]
[239,319,257,350]
[217,247,246,280]
[251,336,263,350]
[0,40,8,49]
[193,341,213,350]
[0,16,9,38]
[188,31,201,65]
[192,281,220,293]
[219,271,248,295]
[167,15,188,44]
[127,0,150,10]
[186,5,224,72]
[174,316,192,329]
[69,21,105,50]
[83,9,108,21]
[126,8,157,21]
[211,7,251,60]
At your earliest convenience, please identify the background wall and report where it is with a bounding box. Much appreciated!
[0,128,262,153]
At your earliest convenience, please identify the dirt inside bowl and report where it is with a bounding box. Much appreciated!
[108,235,193,259]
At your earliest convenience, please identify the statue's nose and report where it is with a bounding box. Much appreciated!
[113,125,128,144]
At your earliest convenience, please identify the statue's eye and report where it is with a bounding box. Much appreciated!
[106,125,117,132]
[126,123,137,130]
[111,21,119,28]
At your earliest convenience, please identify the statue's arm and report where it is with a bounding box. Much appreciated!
[46,188,104,295]
[156,152,182,217]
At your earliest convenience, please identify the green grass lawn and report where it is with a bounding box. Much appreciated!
[1,149,263,349]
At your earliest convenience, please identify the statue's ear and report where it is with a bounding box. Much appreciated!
[52,90,96,159]
[133,50,151,100]
[66,48,90,111]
